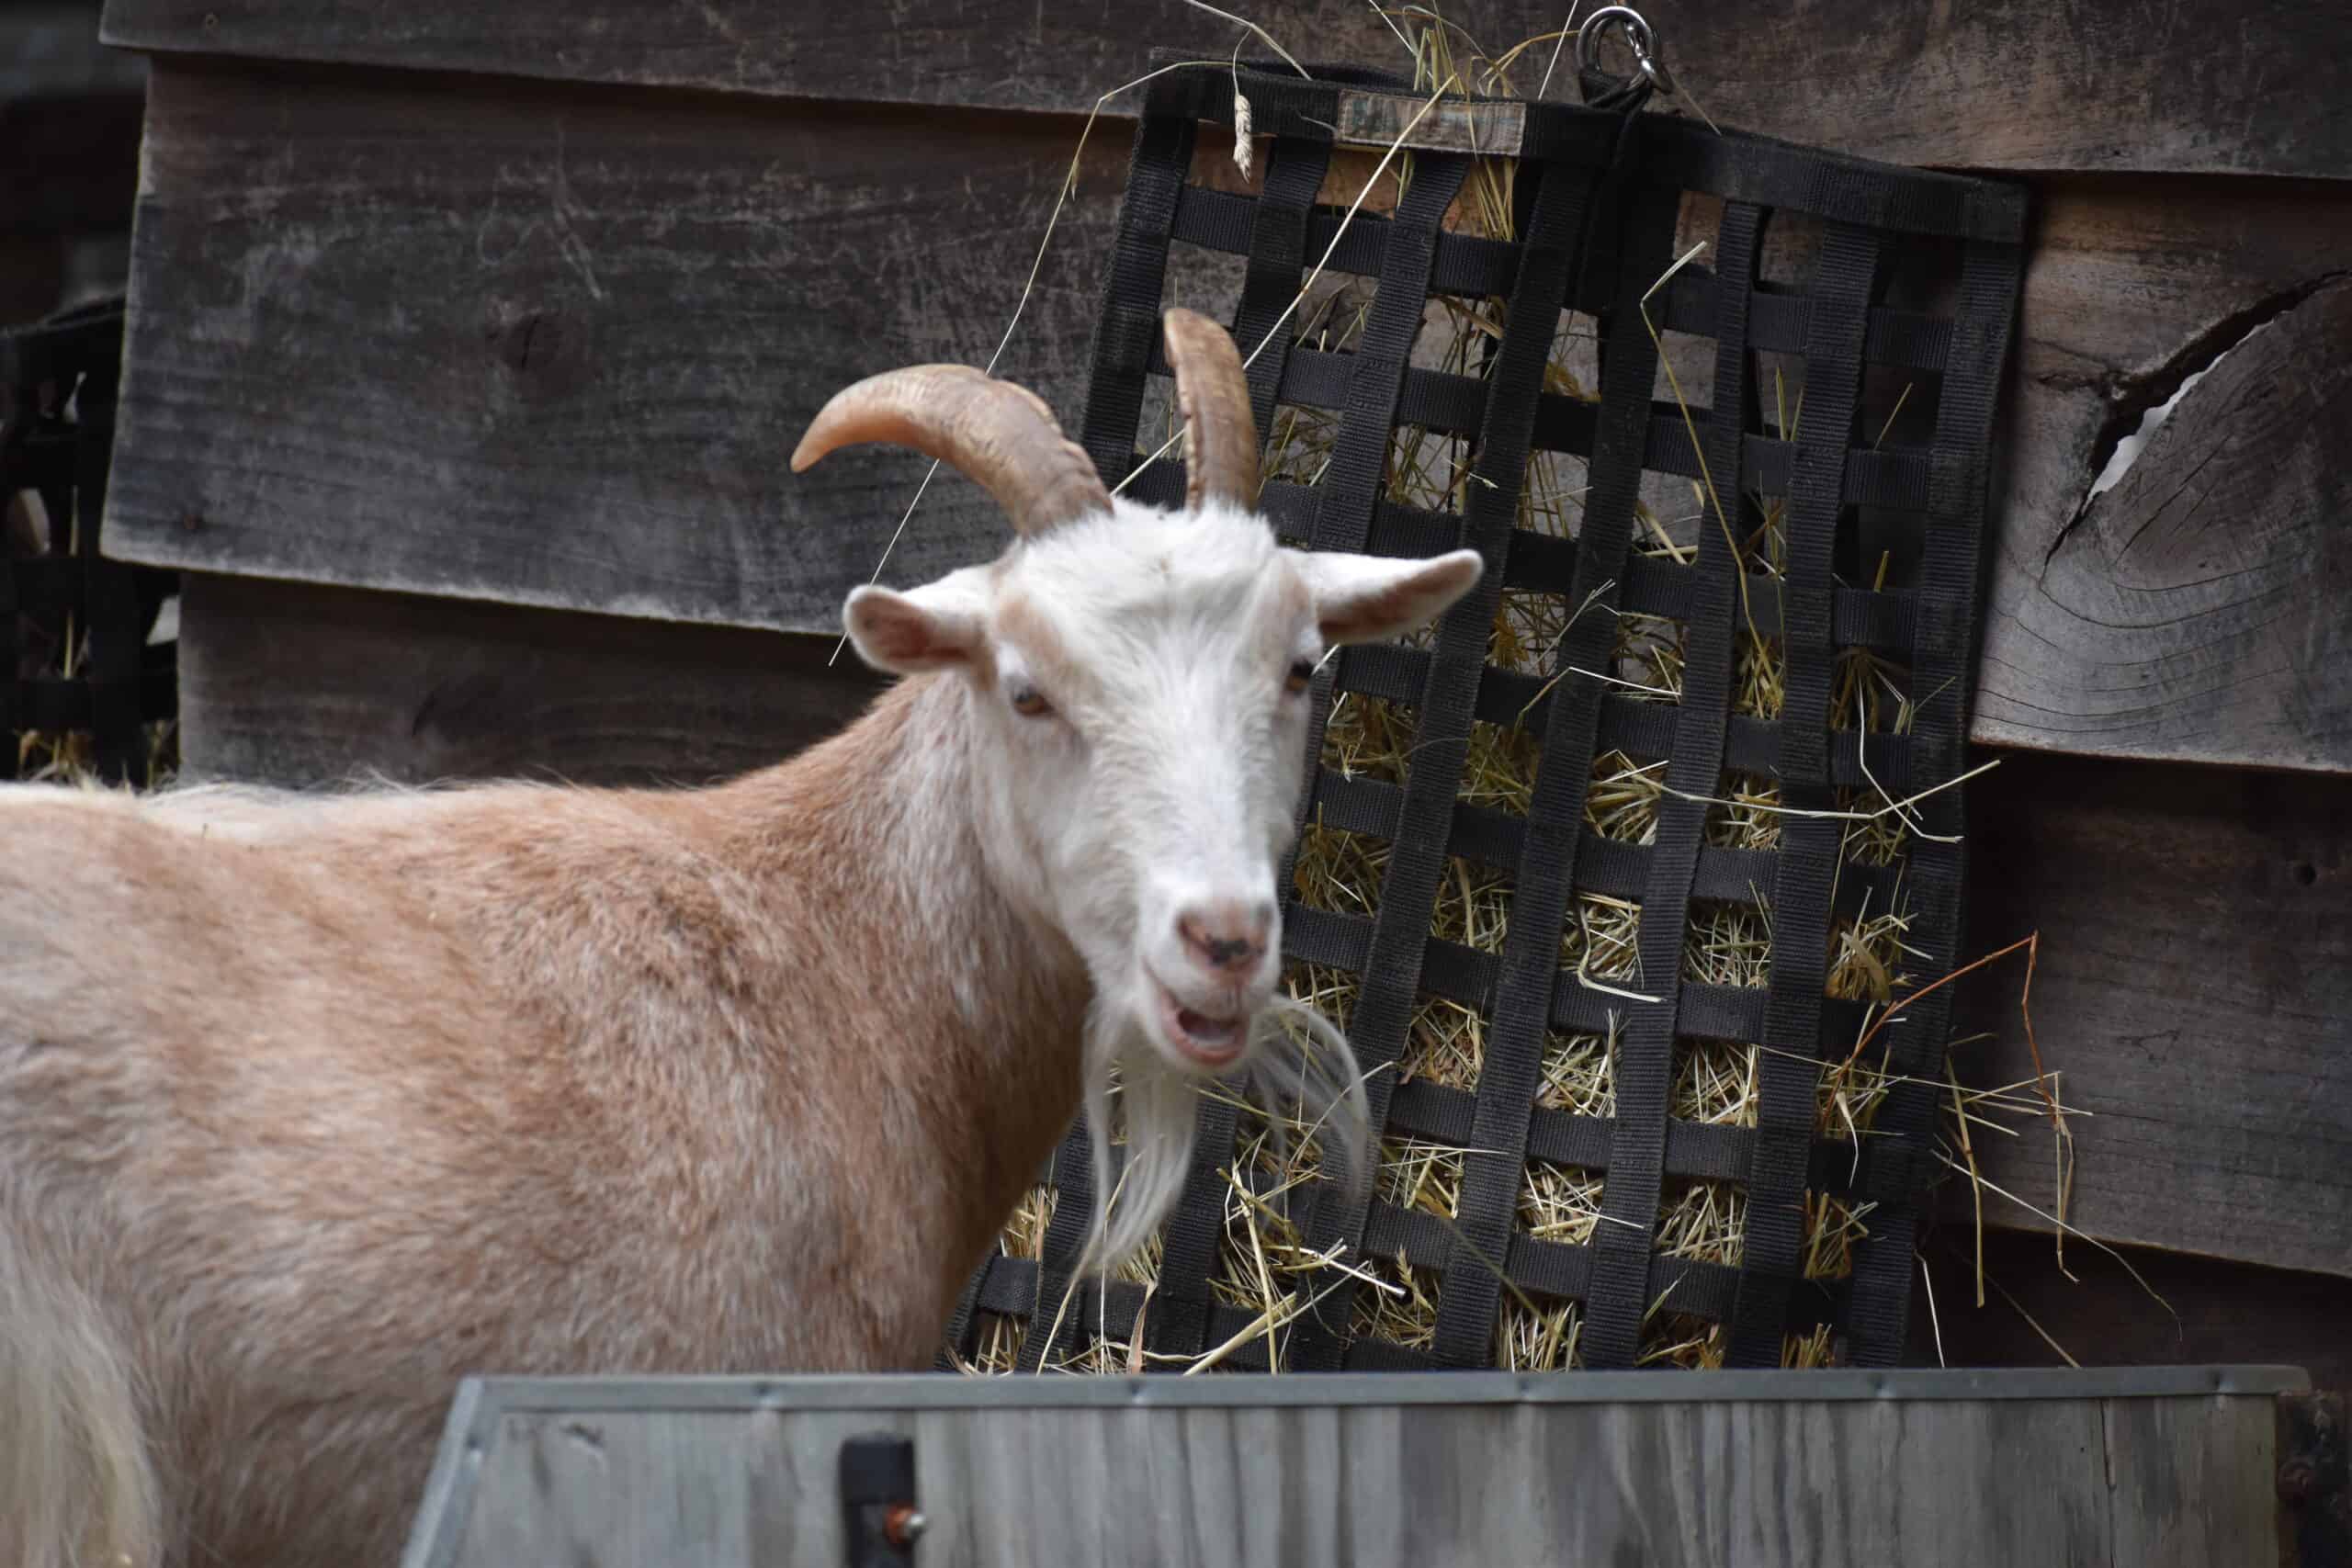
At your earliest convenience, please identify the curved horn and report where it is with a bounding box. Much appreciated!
[1162,307,1261,513]
[790,364,1112,537]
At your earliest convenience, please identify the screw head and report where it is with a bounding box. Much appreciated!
[883,1504,927,1548]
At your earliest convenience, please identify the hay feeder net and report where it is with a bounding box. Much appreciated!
[943,53,2026,1374]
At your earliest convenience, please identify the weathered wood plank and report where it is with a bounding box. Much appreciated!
[2102,1393,2283,1568]
[423,1379,2295,1567]
[96,0,2350,180]
[1,3,145,242]
[104,66,2352,772]
[2,2,144,104]
[1976,187,2352,769]
[1954,749,2352,1280]
[1906,1227,2352,1391]
[106,63,1132,635]
[175,573,882,787]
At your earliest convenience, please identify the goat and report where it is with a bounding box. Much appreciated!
[0,308,1483,1567]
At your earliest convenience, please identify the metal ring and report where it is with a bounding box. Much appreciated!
[1575,6,1675,96]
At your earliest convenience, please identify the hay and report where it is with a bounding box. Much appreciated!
[6,604,178,790]
[958,12,2070,1375]
[13,720,176,791]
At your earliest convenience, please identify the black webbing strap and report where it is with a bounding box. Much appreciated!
[1077,91,1195,489]
[1559,183,1693,1371]
[1609,196,1765,1371]
[1840,236,2024,1364]
[933,1248,993,1371]
[1230,138,1335,461]
[1270,151,1476,1372]
[1303,159,1473,553]
[1141,134,1338,1364]
[1013,1121,1098,1372]
[1421,158,1602,1366]
[1724,218,1885,1366]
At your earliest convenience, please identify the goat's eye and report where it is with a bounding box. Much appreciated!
[1284,657,1317,695]
[1009,683,1053,718]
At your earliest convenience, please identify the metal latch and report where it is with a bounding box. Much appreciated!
[840,1432,924,1565]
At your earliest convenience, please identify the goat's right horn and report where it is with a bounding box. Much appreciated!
[1162,307,1261,513]
[791,365,1112,537]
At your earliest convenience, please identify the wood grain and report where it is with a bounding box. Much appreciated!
[1905,1227,2352,1390]
[1954,748,2352,1281]
[102,66,2352,773]
[175,573,883,786]
[104,63,1133,634]
[1,3,145,242]
[427,1391,2285,1566]
[2103,1394,2284,1568]
[2,2,144,104]
[1977,195,2352,769]
[96,0,2350,180]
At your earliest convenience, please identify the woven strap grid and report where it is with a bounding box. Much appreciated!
[942,62,2024,1375]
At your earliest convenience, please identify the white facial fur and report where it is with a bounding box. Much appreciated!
[844,498,1481,1262]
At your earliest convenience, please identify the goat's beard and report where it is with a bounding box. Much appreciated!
[1076,991,1374,1280]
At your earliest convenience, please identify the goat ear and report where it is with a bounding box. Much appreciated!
[1295,548,1485,645]
[842,577,989,674]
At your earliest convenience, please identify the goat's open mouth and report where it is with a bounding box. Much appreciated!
[1151,981,1250,1068]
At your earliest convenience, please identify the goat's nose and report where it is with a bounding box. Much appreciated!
[1177,899,1274,976]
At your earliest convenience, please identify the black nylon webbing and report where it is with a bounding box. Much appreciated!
[1423,158,1602,1366]
[967,58,2025,1378]
[1840,236,2024,1365]
[1560,184,1692,1371]
[1725,218,1886,1366]
[1013,1121,1097,1372]
[1077,101,1193,488]
[1306,161,1473,553]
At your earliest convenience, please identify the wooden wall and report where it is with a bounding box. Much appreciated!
[88,0,2352,1372]
[1,2,143,321]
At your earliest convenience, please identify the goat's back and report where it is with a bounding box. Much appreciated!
[0,779,882,1565]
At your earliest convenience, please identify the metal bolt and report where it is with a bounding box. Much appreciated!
[883,1505,927,1548]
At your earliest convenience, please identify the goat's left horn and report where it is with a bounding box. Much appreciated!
[791,364,1112,537]
[1162,307,1261,513]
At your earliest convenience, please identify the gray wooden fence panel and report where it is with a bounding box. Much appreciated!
[97,0,2352,180]
[409,1371,2301,1568]
[2104,1393,2283,1567]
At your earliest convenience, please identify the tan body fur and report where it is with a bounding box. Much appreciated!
[0,677,1087,1566]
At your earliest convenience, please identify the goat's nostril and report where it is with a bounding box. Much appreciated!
[1179,908,1267,973]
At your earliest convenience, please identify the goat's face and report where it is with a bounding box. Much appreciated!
[844,502,1480,1078]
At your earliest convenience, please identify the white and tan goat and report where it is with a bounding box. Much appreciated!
[0,308,1481,1567]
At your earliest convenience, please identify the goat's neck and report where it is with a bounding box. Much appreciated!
[710,675,1091,1316]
